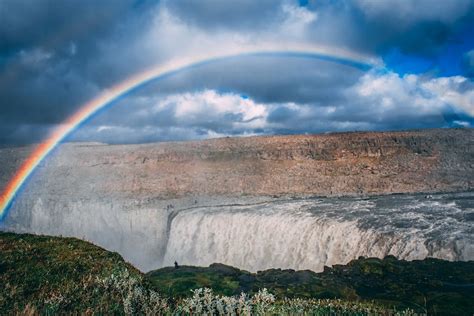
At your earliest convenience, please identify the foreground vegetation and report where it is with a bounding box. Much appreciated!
[0,232,169,314]
[1,232,473,315]
[148,257,474,315]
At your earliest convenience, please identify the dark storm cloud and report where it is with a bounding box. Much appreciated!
[0,0,160,144]
[0,0,473,144]
[291,0,474,58]
[0,0,160,47]
[347,0,474,55]
[131,56,363,104]
[164,0,474,56]
[164,0,284,30]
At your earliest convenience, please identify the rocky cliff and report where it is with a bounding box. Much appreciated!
[0,128,472,199]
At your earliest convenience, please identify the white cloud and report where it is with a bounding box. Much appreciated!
[279,3,317,37]
[97,126,113,133]
[129,2,325,69]
[353,71,474,123]
[71,73,473,144]
[453,120,470,127]
[421,76,474,116]
[19,48,53,66]
[157,90,268,130]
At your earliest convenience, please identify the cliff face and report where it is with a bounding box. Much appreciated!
[1,128,471,199]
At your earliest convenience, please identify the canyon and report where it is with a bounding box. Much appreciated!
[0,128,472,271]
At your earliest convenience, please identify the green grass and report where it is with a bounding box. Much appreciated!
[0,231,163,314]
[147,257,474,315]
[1,231,473,315]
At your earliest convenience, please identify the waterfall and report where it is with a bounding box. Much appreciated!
[163,198,473,272]
[3,193,473,272]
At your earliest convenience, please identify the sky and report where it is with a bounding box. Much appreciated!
[0,0,473,145]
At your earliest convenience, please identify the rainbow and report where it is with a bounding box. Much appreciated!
[0,43,380,221]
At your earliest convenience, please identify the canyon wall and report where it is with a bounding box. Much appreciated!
[0,128,472,199]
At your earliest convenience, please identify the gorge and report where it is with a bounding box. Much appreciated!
[0,128,473,272]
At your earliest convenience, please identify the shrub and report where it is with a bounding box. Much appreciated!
[174,288,418,316]
[97,268,171,315]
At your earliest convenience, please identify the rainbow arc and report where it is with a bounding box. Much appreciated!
[0,44,380,220]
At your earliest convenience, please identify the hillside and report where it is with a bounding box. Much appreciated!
[148,258,474,315]
[0,128,472,200]
[1,232,473,315]
[0,232,168,314]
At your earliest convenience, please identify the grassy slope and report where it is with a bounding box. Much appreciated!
[1,231,473,315]
[0,231,147,314]
[147,257,474,315]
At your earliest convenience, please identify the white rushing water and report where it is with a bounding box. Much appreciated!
[2,192,474,272]
[163,195,474,271]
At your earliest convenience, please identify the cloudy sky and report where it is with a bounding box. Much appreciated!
[0,0,473,144]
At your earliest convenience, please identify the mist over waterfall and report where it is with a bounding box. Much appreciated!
[2,192,473,272]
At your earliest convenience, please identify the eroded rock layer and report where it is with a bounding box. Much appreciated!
[1,128,472,199]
